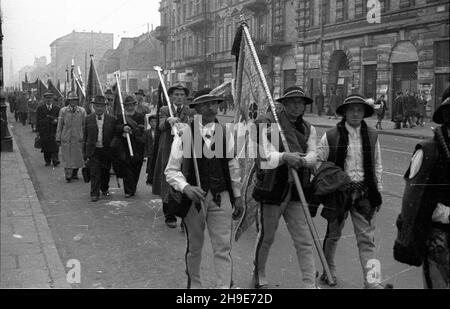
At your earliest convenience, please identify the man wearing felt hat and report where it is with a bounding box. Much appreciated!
[316,93,385,288]
[36,91,61,166]
[250,85,318,289]
[153,82,194,229]
[394,87,450,288]
[104,89,114,115]
[114,96,146,198]
[56,92,87,182]
[135,89,152,115]
[83,95,116,202]
[165,88,243,288]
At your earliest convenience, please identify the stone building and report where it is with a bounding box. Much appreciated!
[97,32,163,94]
[49,31,113,83]
[297,0,450,115]
[156,0,272,90]
[157,0,449,114]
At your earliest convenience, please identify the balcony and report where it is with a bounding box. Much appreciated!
[185,13,213,32]
[154,26,169,42]
[243,0,268,15]
[182,55,213,68]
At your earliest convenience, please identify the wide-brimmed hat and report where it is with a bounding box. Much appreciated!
[104,89,114,96]
[92,95,107,105]
[66,91,79,101]
[135,89,145,96]
[336,94,375,118]
[43,92,54,98]
[189,88,224,108]
[276,86,313,105]
[123,96,137,105]
[168,83,190,97]
[433,86,450,124]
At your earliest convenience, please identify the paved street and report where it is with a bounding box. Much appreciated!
[1,110,427,289]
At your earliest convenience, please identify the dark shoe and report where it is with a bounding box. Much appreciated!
[91,196,99,202]
[125,193,134,198]
[319,273,337,287]
[45,162,51,166]
[165,221,177,228]
[66,178,71,183]
[102,191,110,196]
[53,161,60,167]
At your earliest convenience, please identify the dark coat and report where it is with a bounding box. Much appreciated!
[152,104,193,203]
[312,161,352,221]
[37,104,60,153]
[114,112,146,162]
[391,96,404,122]
[83,113,116,159]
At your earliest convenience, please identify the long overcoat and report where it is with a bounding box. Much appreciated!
[36,104,60,153]
[56,106,86,168]
[152,104,193,203]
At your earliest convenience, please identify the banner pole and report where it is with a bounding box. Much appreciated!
[241,23,335,285]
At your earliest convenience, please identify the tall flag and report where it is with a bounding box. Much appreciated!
[111,82,122,117]
[36,78,48,99]
[64,67,69,99]
[47,79,63,99]
[57,80,61,93]
[147,82,165,183]
[85,56,104,114]
[231,23,270,241]
[25,73,28,83]
[74,77,86,107]
[70,60,75,93]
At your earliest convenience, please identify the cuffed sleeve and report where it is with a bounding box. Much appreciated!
[374,139,383,192]
[228,158,242,197]
[164,133,189,193]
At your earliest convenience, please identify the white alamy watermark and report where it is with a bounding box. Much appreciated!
[173,115,281,169]
[367,0,381,24]
[66,259,81,284]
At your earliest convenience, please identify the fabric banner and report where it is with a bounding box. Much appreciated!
[232,24,269,241]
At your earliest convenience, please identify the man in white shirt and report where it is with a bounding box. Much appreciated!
[165,88,243,289]
[251,86,318,289]
[83,96,116,202]
[316,94,384,288]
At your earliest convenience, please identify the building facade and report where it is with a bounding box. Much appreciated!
[157,0,449,115]
[98,32,163,94]
[49,31,113,83]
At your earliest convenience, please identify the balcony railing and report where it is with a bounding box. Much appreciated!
[185,13,212,32]
[243,0,268,15]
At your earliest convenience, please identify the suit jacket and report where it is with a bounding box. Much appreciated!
[83,113,116,158]
[36,104,61,152]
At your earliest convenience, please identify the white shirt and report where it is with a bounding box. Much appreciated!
[259,123,318,170]
[316,122,383,192]
[165,122,242,197]
[96,114,104,148]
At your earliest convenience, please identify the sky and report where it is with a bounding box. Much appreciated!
[2,0,161,85]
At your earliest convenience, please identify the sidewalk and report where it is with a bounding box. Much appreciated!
[303,113,435,140]
[0,127,70,288]
[218,110,435,139]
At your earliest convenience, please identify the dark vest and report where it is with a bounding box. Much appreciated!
[182,122,235,204]
[253,118,312,205]
[325,126,382,209]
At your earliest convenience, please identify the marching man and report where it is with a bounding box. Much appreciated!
[165,88,243,289]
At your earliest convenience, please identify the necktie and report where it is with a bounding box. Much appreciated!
[97,115,102,121]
